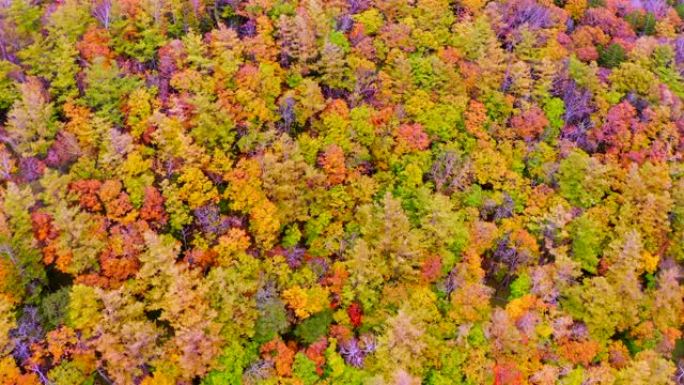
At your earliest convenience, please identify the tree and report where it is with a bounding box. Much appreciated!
[318,42,353,90]
[292,352,319,385]
[318,144,347,185]
[509,106,548,141]
[598,43,626,69]
[140,187,168,227]
[395,123,430,152]
[0,294,15,355]
[569,211,607,274]
[0,61,19,115]
[188,93,236,151]
[177,167,220,209]
[133,232,223,381]
[0,183,45,303]
[261,338,296,377]
[49,200,107,275]
[4,78,59,157]
[614,350,675,385]
[375,309,428,376]
[66,284,102,338]
[83,57,141,124]
[94,287,161,384]
[224,158,282,249]
[282,285,330,320]
[556,150,610,208]
[609,62,658,98]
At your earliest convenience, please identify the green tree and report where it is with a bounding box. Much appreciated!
[5,77,60,156]
[83,57,141,124]
[569,212,607,274]
[557,150,610,208]
[67,284,102,337]
[1,183,45,303]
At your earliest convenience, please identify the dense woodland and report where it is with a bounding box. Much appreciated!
[0,0,683,383]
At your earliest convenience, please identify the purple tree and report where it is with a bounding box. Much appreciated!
[339,338,365,367]
[631,0,668,17]
[283,246,305,269]
[18,157,44,183]
[239,18,257,38]
[45,132,80,169]
[348,0,370,14]
[10,307,43,364]
[497,0,555,41]
[337,15,354,33]
[674,37,684,65]
[351,69,378,107]
[553,78,593,126]
[194,204,231,236]
[278,96,296,133]
[92,0,112,29]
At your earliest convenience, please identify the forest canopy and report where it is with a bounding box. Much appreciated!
[0,0,683,384]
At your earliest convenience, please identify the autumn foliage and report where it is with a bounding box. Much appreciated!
[0,0,682,384]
